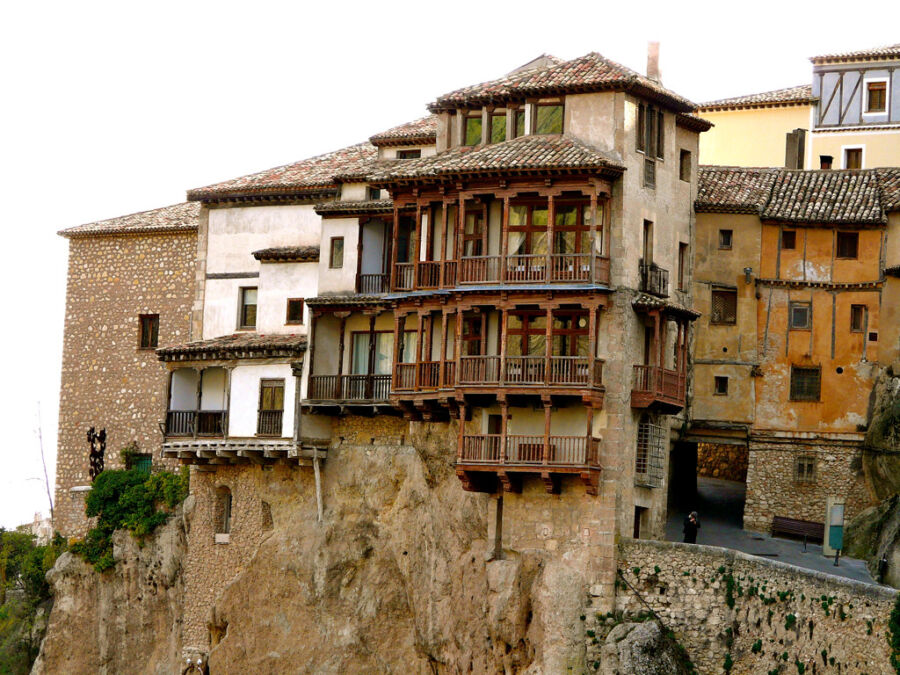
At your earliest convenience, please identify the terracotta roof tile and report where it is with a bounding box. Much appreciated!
[697,166,900,223]
[59,202,200,238]
[695,167,779,214]
[811,44,900,64]
[698,85,815,111]
[761,170,885,224]
[252,246,320,262]
[632,293,700,319]
[675,113,714,132]
[157,333,306,361]
[314,199,394,216]
[429,52,695,113]
[368,134,624,183]
[369,116,438,146]
[306,295,389,307]
[187,143,377,201]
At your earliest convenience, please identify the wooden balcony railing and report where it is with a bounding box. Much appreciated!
[394,263,415,291]
[257,410,284,436]
[632,364,685,410]
[459,434,600,468]
[165,410,227,437]
[459,256,502,284]
[307,374,391,401]
[393,363,417,391]
[640,263,669,297]
[458,355,501,384]
[455,355,603,388]
[442,360,456,388]
[357,273,388,294]
[504,355,545,384]
[417,262,441,289]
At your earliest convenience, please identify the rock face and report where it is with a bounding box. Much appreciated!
[599,620,692,675]
[862,368,900,500]
[31,511,185,675]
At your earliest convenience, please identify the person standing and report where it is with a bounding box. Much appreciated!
[683,511,700,544]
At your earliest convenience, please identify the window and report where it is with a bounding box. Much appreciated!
[396,149,420,160]
[677,242,688,291]
[820,155,833,170]
[714,376,729,396]
[215,487,232,534]
[643,157,656,188]
[850,304,866,332]
[490,112,506,143]
[257,379,285,436]
[329,237,344,268]
[710,289,737,325]
[637,104,646,152]
[238,288,257,329]
[718,229,733,249]
[635,415,665,488]
[843,147,862,170]
[464,114,482,145]
[790,366,821,401]
[514,109,526,138]
[286,298,304,325]
[836,231,858,259]
[794,456,816,483]
[534,104,563,134]
[781,230,796,250]
[637,103,664,159]
[138,314,159,349]
[789,302,811,330]
[366,187,382,200]
[656,110,665,159]
[679,149,691,182]
[866,80,887,113]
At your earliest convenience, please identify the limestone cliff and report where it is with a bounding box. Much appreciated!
[31,511,185,675]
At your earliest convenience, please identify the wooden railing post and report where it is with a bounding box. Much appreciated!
[546,195,554,283]
[542,401,551,465]
[589,192,598,283]
[500,400,509,466]
[588,304,598,386]
[501,195,510,283]
[499,307,508,386]
[544,305,553,386]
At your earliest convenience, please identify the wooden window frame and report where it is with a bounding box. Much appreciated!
[489,110,507,144]
[534,102,564,135]
[552,201,591,254]
[329,236,345,269]
[677,242,688,291]
[788,301,812,330]
[850,304,867,333]
[506,310,548,356]
[679,149,691,182]
[508,200,550,256]
[794,456,817,484]
[285,298,305,325]
[513,108,526,139]
[463,112,483,146]
[710,289,737,325]
[215,487,233,534]
[864,79,888,114]
[718,229,733,250]
[842,146,863,170]
[714,376,729,396]
[396,149,421,160]
[836,231,859,259]
[790,366,821,402]
[781,230,796,250]
[349,329,396,375]
[138,313,159,350]
[551,310,589,357]
[237,287,258,330]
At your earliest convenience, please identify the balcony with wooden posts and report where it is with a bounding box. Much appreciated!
[640,262,669,298]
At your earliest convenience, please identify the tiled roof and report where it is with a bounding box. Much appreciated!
[306,295,389,307]
[695,167,780,214]
[59,202,200,238]
[761,170,885,225]
[632,293,700,319]
[697,166,900,224]
[368,134,625,184]
[811,44,900,64]
[314,199,393,216]
[157,333,306,361]
[252,246,319,262]
[429,52,695,113]
[369,116,438,147]
[675,113,714,132]
[698,85,815,111]
[187,143,377,201]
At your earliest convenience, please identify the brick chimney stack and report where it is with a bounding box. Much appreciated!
[647,41,661,83]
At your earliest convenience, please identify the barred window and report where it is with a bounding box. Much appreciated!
[215,486,232,534]
[789,302,811,330]
[710,289,737,325]
[718,229,733,249]
[790,366,821,401]
[643,157,656,188]
[850,304,866,332]
[836,232,858,259]
[794,456,816,483]
[635,415,666,488]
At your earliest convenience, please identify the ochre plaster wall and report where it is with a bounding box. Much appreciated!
[698,105,812,167]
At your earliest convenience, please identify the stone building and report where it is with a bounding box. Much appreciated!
[697,43,900,169]
[689,165,900,531]
[55,202,198,537]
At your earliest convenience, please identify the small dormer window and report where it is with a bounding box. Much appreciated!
[535,104,563,134]
[464,113,482,146]
[396,149,420,159]
[367,186,382,200]
[514,109,526,138]
[490,112,506,143]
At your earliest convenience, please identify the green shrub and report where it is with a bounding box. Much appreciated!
[70,468,187,572]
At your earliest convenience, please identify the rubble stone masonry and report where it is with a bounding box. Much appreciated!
[55,231,197,538]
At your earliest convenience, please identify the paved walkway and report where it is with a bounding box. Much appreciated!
[665,477,877,585]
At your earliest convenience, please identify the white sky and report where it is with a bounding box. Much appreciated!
[0,0,897,530]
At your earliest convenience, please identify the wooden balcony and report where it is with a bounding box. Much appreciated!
[357,273,388,294]
[165,410,227,438]
[307,374,391,402]
[640,263,669,297]
[631,364,686,413]
[392,261,459,292]
[456,355,604,390]
[457,434,601,494]
[256,410,284,436]
[393,361,456,392]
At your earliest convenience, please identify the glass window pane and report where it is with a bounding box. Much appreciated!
[244,288,257,304]
[491,114,506,143]
[554,231,576,254]
[555,205,577,226]
[515,110,525,137]
[506,337,523,356]
[509,231,526,256]
[531,207,548,227]
[352,334,369,374]
[375,333,393,374]
[509,205,528,227]
[535,105,563,134]
[530,315,546,330]
[527,335,546,356]
[402,332,417,363]
[531,231,548,255]
[464,117,482,145]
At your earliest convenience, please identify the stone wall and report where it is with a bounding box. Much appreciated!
[612,539,896,674]
[744,438,872,533]
[697,443,748,482]
[55,231,197,538]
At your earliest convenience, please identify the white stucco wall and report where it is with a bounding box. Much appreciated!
[227,363,296,438]
[202,278,254,339]
[257,262,318,334]
[317,217,359,295]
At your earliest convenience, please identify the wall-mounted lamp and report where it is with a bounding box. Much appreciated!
[743,267,753,284]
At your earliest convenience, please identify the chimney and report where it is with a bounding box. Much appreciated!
[647,42,661,83]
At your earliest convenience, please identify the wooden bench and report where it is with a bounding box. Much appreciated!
[771,516,824,543]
